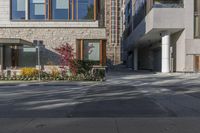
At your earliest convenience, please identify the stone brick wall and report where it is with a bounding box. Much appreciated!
[0,0,107,67]
[0,27,106,65]
[105,0,122,65]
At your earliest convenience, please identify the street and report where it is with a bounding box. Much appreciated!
[1,70,200,132]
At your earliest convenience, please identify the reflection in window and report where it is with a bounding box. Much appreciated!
[195,0,200,38]
[84,40,100,61]
[78,0,94,20]
[11,0,26,20]
[11,0,98,21]
[29,0,46,19]
[52,0,69,19]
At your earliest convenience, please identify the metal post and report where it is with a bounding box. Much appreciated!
[114,45,116,65]
[37,41,41,82]
[134,48,138,71]
[0,46,3,74]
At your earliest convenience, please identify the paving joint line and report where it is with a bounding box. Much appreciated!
[13,118,35,133]
[114,119,120,133]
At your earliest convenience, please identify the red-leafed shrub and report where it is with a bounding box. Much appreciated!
[55,43,77,76]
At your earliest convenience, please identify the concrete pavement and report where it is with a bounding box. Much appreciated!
[1,118,200,133]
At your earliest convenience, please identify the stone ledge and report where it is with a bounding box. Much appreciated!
[0,21,100,28]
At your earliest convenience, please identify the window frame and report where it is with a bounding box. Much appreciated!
[10,0,26,20]
[29,0,47,20]
[51,0,70,20]
[10,0,98,21]
[76,0,96,20]
[76,39,106,66]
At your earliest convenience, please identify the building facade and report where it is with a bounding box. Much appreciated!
[105,0,122,65]
[123,0,200,73]
[0,0,106,72]
[120,0,126,63]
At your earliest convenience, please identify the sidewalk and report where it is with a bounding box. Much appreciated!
[0,80,99,86]
[1,118,200,133]
[0,80,41,86]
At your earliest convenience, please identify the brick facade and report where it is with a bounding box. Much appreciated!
[0,0,106,66]
[0,27,106,65]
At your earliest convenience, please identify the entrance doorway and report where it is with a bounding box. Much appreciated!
[153,48,161,72]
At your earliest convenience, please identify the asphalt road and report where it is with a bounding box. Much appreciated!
[1,72,200,118]
[1,70,200,132]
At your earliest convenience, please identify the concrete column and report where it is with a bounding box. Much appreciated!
[134,48,138,71]
[161,33,170,73]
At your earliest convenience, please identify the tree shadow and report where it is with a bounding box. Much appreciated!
[0,71,200,118]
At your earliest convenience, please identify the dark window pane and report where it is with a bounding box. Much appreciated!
[78,0,94,20]
[52,0,69,19]
[29,0,46,20]
[11,0,26,20]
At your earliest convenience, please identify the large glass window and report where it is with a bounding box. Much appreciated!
[77,0,94,20]
[11,0,26,20]
[52,0,69,19]
[76,39,106,66]
[29,0,46,20]
[84,40,100,61]
[11,0,99,21]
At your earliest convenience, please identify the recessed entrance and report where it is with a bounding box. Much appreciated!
[153,48,161,72]
[11,46,19,68]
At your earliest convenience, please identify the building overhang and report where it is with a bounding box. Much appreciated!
[124,8,185,51]
[0,38,33,47]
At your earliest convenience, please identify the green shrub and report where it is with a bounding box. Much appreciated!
[93,69,106,81]
[76,60,98,77]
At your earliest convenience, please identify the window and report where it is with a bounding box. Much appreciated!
[11,0,26,20]
[52,0,69,19]
[76,39,106,66]
[153,0,184,8]
[11,0,99,21]
[77,0,94,20]
[84,40,100,61]
[29,0,46,20]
